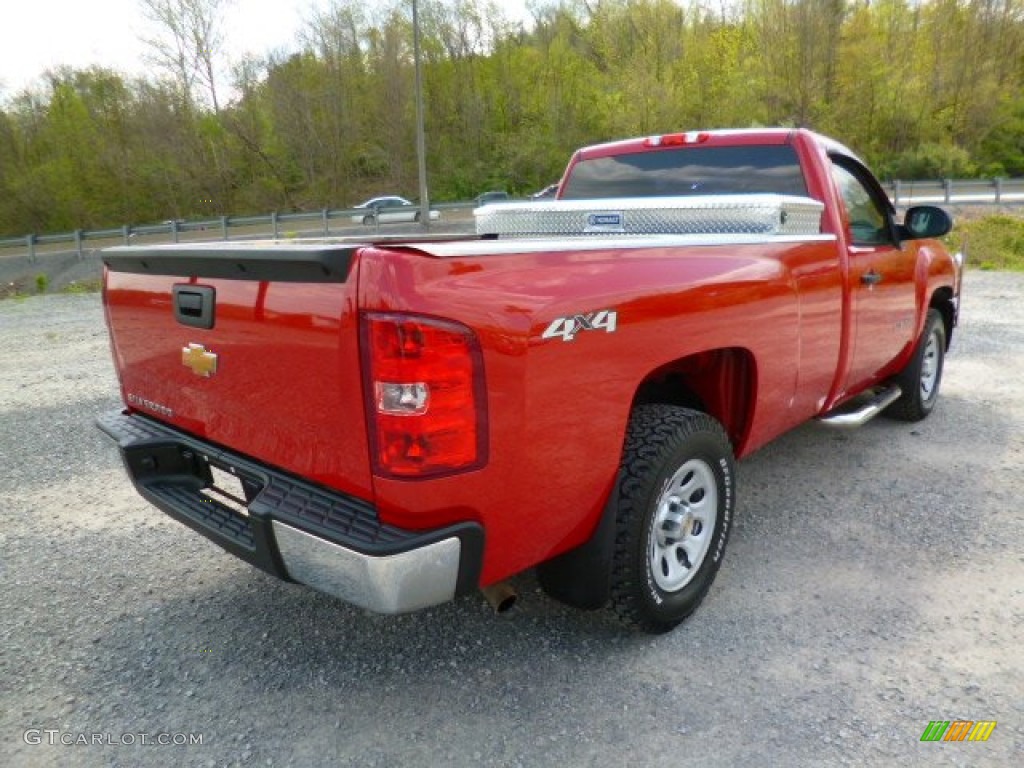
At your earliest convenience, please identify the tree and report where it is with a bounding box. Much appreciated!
[140,0,229,113]
[4,0,1024,238]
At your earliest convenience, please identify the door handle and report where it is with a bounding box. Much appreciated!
[861,270,883,286]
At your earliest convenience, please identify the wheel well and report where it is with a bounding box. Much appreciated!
[631,347,756,450]
[929,287,955,349]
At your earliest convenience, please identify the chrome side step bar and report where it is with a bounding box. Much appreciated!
[817,385,902,429]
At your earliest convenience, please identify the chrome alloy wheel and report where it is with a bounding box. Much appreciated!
[920,326,942,400]
[648,459,718,592]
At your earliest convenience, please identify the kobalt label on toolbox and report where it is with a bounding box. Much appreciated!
[542,310,618,342]
[584,211,624,232]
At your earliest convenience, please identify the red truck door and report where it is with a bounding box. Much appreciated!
[830,156,917,394]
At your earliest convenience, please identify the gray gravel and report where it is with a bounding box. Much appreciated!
[1,272,1021,767]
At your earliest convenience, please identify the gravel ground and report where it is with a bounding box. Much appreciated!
[1,272,1021,767]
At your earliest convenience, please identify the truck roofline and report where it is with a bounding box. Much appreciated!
[571,127,865,167]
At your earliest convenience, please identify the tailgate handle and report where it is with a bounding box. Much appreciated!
[173,285,216,329]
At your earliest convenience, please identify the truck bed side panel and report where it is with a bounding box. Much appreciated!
[357,238,842,582]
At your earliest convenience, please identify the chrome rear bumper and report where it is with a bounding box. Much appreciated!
[97,409,483,614]
[272,522,462,613]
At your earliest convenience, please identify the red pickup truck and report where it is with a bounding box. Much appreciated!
[97,128,961,633]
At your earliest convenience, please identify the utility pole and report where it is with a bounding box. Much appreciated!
[412,0,430,227]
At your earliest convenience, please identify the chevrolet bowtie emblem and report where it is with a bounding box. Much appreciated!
[182,343,218,377]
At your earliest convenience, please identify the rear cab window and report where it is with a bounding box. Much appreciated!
[560,145,809,199]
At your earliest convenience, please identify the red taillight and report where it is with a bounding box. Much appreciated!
[361,312,487,478]
[643,131,710,148]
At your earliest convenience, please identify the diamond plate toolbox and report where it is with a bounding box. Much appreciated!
[474,194,824,238]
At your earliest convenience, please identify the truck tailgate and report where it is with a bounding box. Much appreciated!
[101,243,373,500]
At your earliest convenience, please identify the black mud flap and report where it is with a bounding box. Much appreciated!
[536,491,618,610]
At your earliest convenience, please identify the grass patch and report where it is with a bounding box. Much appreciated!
[947,214,1024,271]
[61,278,102,294]
[0,280,30,301]
[1,277,102,300]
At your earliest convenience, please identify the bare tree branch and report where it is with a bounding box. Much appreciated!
[139,0,228,112]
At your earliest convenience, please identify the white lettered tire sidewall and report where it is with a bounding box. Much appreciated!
[611,405,736,633]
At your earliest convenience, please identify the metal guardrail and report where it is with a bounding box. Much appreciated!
[886,178,1024,206]
[0,202,477,262]
[1,180,1023,260]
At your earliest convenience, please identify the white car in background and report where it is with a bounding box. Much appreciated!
[352,196,440,225]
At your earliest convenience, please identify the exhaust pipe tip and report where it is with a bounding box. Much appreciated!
[481,581,518,614]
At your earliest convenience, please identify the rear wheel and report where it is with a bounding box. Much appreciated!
[414,211,422,222]
[886,308,946,421]
[609,405,735,633]
[362,214,375,225]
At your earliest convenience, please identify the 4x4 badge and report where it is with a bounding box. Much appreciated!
[541,309,618,342]
[182,343,218,377]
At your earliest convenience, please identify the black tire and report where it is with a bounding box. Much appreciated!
[886,308,946,422]
[414,211,421,222]
[609,405,736,633]
[362,214,374,225]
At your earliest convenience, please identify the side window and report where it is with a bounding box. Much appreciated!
[830,161,892,246]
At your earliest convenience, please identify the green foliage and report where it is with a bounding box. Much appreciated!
[949,215,1024,272]
[1,0,1024,237]
[35,273,49,293]
[61,278,102,294]
[880,143,977,180]
[975,99,1024,178]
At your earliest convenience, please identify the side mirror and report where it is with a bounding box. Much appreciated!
[903,205,953,239]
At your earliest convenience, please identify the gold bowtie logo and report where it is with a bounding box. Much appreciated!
[182,343,218,377]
